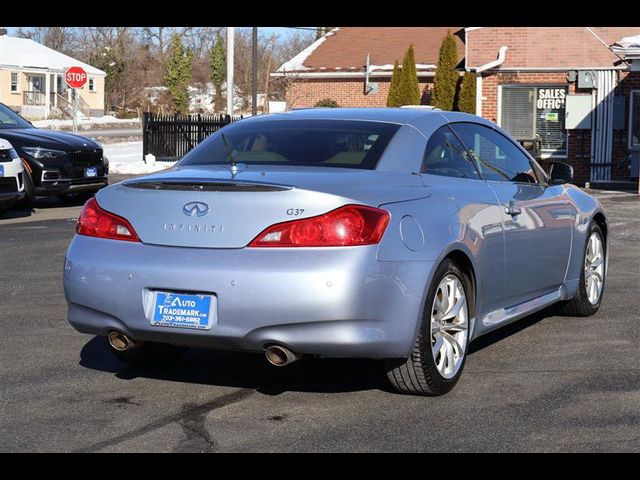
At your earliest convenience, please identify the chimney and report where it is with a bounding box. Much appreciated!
[0,28,7,36]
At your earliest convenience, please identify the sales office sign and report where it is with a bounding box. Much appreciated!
[537,88,566,122]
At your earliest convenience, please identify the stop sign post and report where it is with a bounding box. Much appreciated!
[64,66,88,133]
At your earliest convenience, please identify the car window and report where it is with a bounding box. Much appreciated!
[0,103,32,129]
[450,123,539,184]
[179,120,400,170]
[421,125,480,179]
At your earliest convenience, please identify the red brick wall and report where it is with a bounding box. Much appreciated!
[285,78,434,109]
[480,70,622,185]
[480,71,573,123]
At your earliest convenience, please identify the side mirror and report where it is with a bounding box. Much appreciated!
[549,161,573,185]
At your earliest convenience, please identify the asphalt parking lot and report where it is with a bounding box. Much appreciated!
[0,180,638,452]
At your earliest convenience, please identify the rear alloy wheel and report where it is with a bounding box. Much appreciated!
[385,259,472,396]
[559,223,606,316]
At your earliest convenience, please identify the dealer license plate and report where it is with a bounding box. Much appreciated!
[151,292,215,330]
[85,167,97,177]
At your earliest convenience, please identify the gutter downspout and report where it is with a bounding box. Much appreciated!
[468,46,509,117]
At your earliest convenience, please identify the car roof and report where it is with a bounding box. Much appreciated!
[241,108,494,130]
[245,107,442,125]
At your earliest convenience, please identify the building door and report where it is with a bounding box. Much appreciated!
[26,74,46,105]
[28,74,44,92]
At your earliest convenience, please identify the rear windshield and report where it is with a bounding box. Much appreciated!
[179,119,400,170]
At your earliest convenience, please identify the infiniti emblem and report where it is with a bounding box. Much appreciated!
[183,201,210,217]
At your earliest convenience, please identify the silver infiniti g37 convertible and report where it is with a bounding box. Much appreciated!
[63,108,608,396]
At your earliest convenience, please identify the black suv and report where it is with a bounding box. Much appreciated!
[0,102,108,204]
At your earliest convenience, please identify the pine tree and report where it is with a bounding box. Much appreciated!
[432,31,459,111]
[386,60,402,107]
[210,35,226,113]
[398,45,420,106]
[457,72,476,114]
[164,34,194,114]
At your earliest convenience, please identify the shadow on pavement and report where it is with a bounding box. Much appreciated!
[0,205,34,220]
[468,305,557,354]
[0,195,85,220]
[79,307,558,396]
[79,335,390,395]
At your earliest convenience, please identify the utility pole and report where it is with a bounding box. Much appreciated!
[252,27,258,116]
[226,27,235,117]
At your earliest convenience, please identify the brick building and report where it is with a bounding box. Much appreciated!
[272,27,463,109]
[466,27,640,186]
[277,27,640,187]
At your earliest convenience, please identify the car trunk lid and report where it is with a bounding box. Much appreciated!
[95,165,428,248]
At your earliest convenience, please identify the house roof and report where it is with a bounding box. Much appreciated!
[276,27,464,76]
[466,27,640,70]
[0,35,106,75]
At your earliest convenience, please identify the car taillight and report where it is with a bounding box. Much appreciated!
[248,205,390,247]
[76,197,140,242]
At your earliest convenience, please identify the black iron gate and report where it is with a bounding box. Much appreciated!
[142,112,243,162]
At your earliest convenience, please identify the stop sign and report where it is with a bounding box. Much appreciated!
[65,66,88,89]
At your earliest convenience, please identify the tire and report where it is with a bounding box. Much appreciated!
[558,222,606,317]
[384,258,474,396]
[109,340,187,368]
[15,169,34,208]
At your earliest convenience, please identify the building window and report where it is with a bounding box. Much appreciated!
[630,91,640,149]
[500,85,568,156]
[89,78,95,92]
[10,72,18,92]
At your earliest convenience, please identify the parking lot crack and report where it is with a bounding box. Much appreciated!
[75,388,253,453]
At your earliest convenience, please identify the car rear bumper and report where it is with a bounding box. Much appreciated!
[63,235,434,358]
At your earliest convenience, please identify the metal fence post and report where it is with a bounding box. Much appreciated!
[142,112,149,161]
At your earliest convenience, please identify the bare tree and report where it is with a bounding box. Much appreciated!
[15,27,77,54]
[268,30,315,104]
[13,26,316,114]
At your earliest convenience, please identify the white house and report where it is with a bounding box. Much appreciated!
[0,29,106,119]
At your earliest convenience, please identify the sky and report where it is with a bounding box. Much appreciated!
[6,27,302,38]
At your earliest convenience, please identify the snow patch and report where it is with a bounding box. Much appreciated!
[104,141,175,175]
[277,28,340,72]
[0,35,105,75]
[612,35,640,57]
[33,115,140,130]
[612,34,640,49]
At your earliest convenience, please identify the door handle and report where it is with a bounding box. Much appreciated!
[505,202,522,216]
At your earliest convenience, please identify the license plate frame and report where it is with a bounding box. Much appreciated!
[151,291,216,330]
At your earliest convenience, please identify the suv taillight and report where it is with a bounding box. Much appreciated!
[248,205,390,247]
[76,197,140,242]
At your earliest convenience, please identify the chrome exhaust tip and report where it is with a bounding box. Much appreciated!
[265,345,301,367]
[107,331,139,351]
